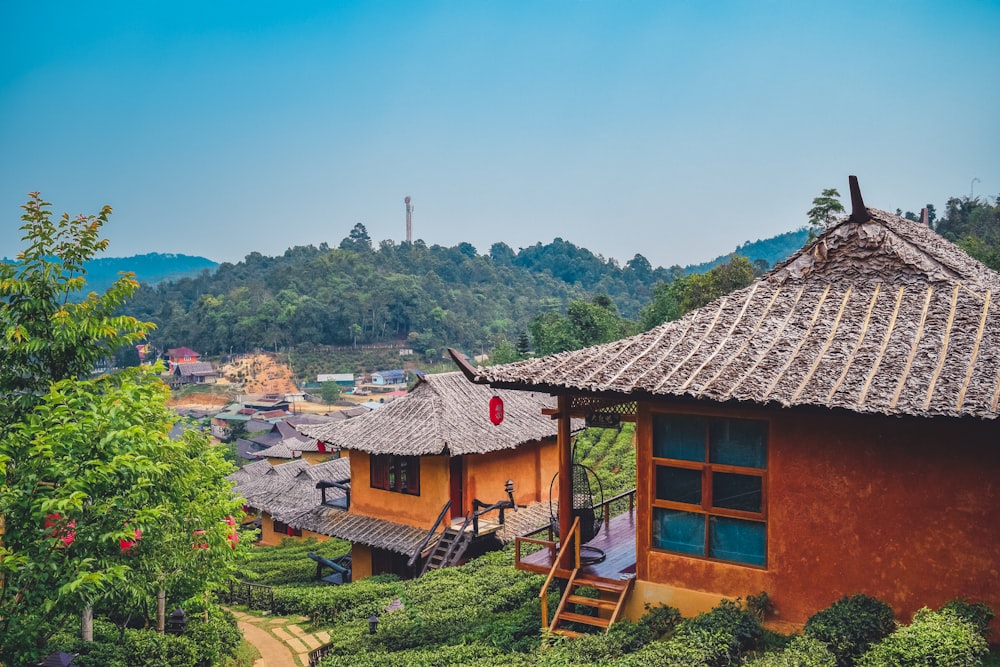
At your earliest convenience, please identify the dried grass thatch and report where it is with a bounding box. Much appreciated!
[471,207,1000,420]
[296,371,578,455]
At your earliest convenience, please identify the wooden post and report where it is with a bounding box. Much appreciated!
[557,394,573,568]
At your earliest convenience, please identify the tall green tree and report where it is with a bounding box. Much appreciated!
[0,193,147,428]
[0,195,244,665]
[339,222,373,252]
[640,256,757,329]
[807,188,845,241]
[319,381,343,405]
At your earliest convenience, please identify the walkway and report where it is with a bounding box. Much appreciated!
[230,609,331,667]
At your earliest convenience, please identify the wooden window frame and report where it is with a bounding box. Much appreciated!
[272,520,302,538]
[370,454,421,496]
[650,414,768,567]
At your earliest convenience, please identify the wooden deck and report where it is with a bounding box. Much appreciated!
[515,505,636,581]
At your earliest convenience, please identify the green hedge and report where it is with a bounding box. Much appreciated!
[804,594,895,667]
[48,607,241,667]
[857,607,988,667]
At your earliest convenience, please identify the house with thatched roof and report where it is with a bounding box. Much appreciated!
[229,457,350,545]
[451,177,1000,636]
[295,371,575,580]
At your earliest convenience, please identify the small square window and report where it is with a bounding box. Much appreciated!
[652,508,705,556]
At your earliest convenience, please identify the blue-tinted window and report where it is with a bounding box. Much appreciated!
[652,414,707,461]
[656,466,702,505]
[709,418,767,468]
[652,508,705,556]
[651,414,768,567]
[712,472,762,513]
[709,516,766,566]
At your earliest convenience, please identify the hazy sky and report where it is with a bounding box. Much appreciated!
[2,1,998,269]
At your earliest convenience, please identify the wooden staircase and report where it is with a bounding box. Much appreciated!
[420,513,474,575]
[548,570,634,637]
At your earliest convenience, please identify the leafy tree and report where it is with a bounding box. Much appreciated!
[319,381,342,405]
[807,188,845,240]
[0,195,243,665]
[489,338,521,365]
[340,223,373,252]
[112,343,142,369]
[515,330,531,356]
[640,256,756,329]
[0,193,147,427]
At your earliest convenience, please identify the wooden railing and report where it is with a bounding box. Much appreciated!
[407,500,451,568]
[227,581,274,613]
[514,488,635,567]
[539,516,580,629]
[309,642,335,666]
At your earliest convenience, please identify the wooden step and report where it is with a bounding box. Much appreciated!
[572,575,630,592]
[565,594,619,610]
[557,611,610,628]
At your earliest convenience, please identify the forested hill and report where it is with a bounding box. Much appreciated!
[82,253,218,294]
[117,225,826,360]
[121,236,675,359]
[682,229,809,275]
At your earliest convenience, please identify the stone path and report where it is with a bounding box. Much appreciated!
[230,609,332,667]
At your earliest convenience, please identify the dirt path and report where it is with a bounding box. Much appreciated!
[231,609,331,667]
[238,620,297,667]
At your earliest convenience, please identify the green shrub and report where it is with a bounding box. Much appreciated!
[804,594,895,667]
[637,602,683,638]
[47,605,241,667]
[745,635,837,667]
[940,600,995,639]
[612,598,762,667]
[857,607,988,667]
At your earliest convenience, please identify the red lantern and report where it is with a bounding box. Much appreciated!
[489,395,504,425]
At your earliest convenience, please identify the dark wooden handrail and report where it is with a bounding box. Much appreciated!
[407,500,451,567]
[514,488,635,565]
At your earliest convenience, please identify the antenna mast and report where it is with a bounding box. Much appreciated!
[404,195,413,243]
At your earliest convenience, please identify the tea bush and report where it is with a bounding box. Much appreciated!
[940,599,995,639]
[270,574,403,624]
[48,607,241,667]
[745,635,837,667]
[243,537,351,585]
[613,597,762,667]
[804,594,895,667]
[857,607,988,667]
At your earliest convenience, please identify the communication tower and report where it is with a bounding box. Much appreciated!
[404,195,413,243]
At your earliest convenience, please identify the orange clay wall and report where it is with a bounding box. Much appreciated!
[462,439,558,513]
[348,450,450,529]
[352,544,373,580]
[258,514,281,546]
[636,402,1000,632]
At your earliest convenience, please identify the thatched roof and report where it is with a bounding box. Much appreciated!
[286,500,553,555]
[229,458,350,521]
[464,194,1000,420]
[296,371,577,456]
[289,506,430,555]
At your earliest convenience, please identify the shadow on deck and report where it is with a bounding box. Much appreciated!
[514,490,636,581]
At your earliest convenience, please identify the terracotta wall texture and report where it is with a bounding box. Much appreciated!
[636,402,1000,632]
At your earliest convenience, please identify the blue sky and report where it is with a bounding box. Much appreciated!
[1,1,998,269]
